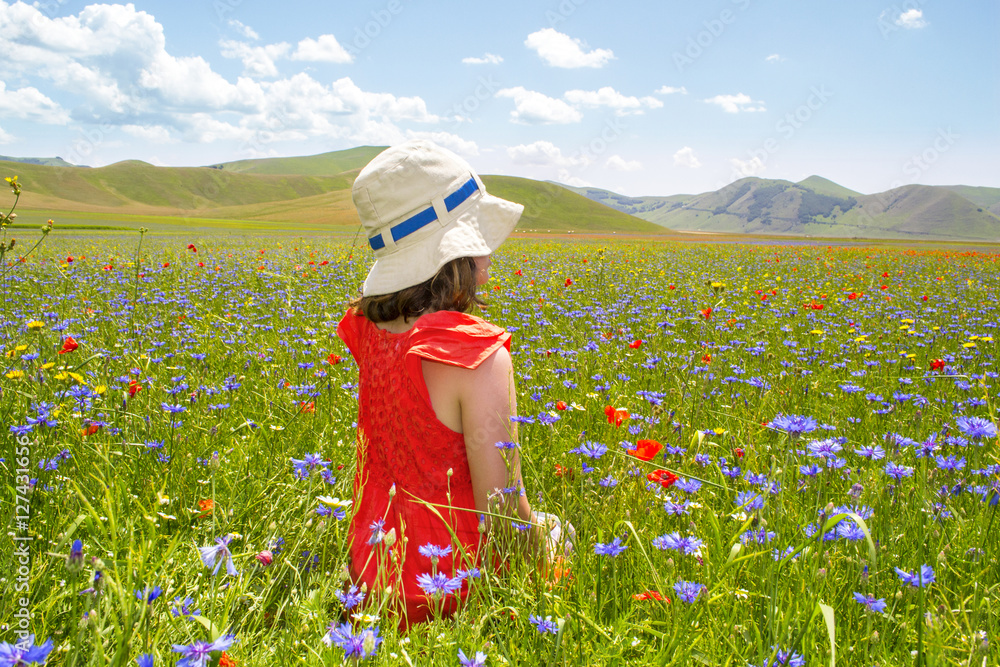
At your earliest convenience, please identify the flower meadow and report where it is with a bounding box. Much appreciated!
[1,221,999,665]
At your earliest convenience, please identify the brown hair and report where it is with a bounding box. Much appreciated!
[350,256,484,323]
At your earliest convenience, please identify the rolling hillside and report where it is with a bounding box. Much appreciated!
[0,150,664,233]
[568,176,1000,241]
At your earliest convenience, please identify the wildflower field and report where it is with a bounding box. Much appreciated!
[2,218,999,665]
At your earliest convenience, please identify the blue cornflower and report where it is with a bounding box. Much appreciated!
[599,475,618,488]
[291,452,328,479]
[495,441,517,450]
[457,567,481,580]
[368,519,385,545]
[198,534,239,576]
[172,634,236,667]
[652,532,703,555]
[416,572,463,599]
[884,461,914,480]
[895,564,935,587]
[528,614,559,634]
[836,521,866,541]
[770,414,818,437]
[593,537,627,557]
[674,477,702,493]
[693,453,712,467]
[754,646,805,667]
[0,635,54,665]
[672,580,704,604]
[853,445,885,460]
[336,585,365,611]
[569,441,608,459]
[806,439,843,459]
[956,416,997,440]
[160,403,186,414]
[170,596,201,618]
[853,592,887,613]
[458,648,488,666]
[136,654,154,667]
[740,528,777,545]
[799,464,821,477]
[418,543,452,561]
[935,454,966,471]
[134,585,163,604]
[735,491,764,511]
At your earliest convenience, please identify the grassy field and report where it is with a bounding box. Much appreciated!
[1,213,999,666]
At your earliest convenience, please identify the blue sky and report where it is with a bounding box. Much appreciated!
[0,0,995,196]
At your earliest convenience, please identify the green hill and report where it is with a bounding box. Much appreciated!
[206,146,386,176]
[0,155,82,167]
[942,185,1000,215]
[0,156,663,233]
[797,175,860,198]
[483,176,665,233]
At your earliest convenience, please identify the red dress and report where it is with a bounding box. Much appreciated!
[337,308,511,626]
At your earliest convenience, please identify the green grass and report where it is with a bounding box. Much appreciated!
[1,218,998,666]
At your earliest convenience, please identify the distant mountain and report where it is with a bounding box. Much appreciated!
[0,155,83,168]
[566,176,1000,241]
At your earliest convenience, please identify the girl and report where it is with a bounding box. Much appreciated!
[337,140,560,626]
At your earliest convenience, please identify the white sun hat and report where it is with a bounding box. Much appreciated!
[353,139,524,296]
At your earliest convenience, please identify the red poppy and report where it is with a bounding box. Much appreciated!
[554,464,574,479]
[921,295,929,301]
[847,292,859,300]
[880,285,888,290]
[187,244,197,252]
[58,336,78,354]
[300,401,315,413]
[555,400,567,411]
[514,269,523,276]
[734,447,745,458]
[81,423,100,437]
[701,353,712,363]
[667,285,675,290]
[197,499,214,518]
[128,380,143,397]
[326,353,342,365]
[930,359,945,371]
[647,469,679,489]
[629,340,642,349]
[604,405,629,426]
[66,256,74,263]
[218,652,238,667]
[627,439,663,461]
[700,308,712,320]
[633,590,669,602]
[564,278,573,287]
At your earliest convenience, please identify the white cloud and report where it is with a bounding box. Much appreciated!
[291,35,353,63]
[0,124,13,144]
[496,87,582,124]
[564,87,662,115]
[0,3,440,153]
[730,156,766,178]
[896,9,928,29]
[219,40,290,78]
[462,53,503,65]
[405,130,478,156]
[704,93,766,113]
[524,28,614,69]
[121,124,172,142]
[765,54,784,63]
[506,140,586,167]
[605,155,641,171]
[556,168,591,187]
[0,82,70,124]
[656,85,688,95]
[673,146,701,169]
[228,19,259,40]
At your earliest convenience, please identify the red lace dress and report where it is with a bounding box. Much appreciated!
[337,309,511,626]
